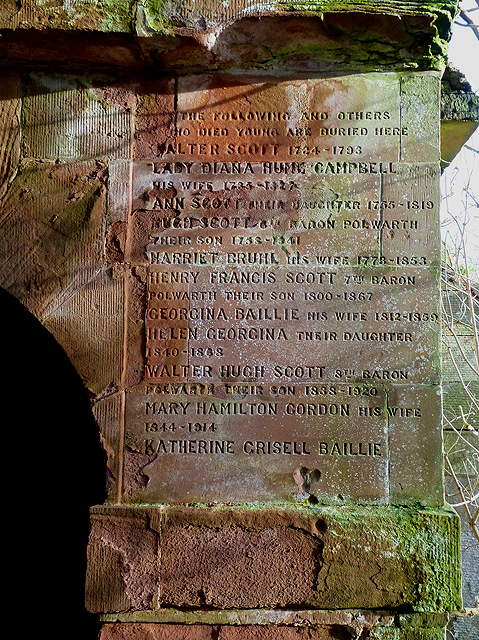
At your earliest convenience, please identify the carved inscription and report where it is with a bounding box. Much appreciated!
[171,74,403,162]
[122,74,441,503]
[142,265,439,384]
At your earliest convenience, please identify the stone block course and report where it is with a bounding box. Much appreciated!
[97,619,450,640]
[86,505,462,614]
[99,624,218,639]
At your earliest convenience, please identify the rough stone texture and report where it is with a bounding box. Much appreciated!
[219,628,352,640]
[387,385,444,505]
[134,77,176,160]
[442,66,479,122]
[22,73,133,161]
[110,71,445,507]
[160,525,321,608]
[0,159,106,313]
[0,3,457,72]
[86,508,159,613]
[99,624,218,639]
[0,70,21,201]
[99,609,396,628]
[85,505,461,614]
[97,617,450,639]
[0,157,122,401]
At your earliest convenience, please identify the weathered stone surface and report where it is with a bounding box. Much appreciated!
[0,0,457,40]
[134,77,176,159]
[0,9,463,636]
[0,70,21,201]
[92,391,124,502]
[0,160,107,314]
[174,73,402,161]
[160,525,321,608]
[123,382,445,505]
[0,159,123,400]
[86,505,462,613]
[99,623,218,639]
[98,608,395,628]
[0,70,447,507]
[22,73,133,161]
[217,627,360,640]
[442,90,479,122]
[0,3,457,72]
[400,75,440,164]
[380,164,441,265]
[0,0,135,32]
[97,615,451,640]
[85,508,159,613]
[109,72,445,506]
[387,385,444,505]
[98,622,449,640]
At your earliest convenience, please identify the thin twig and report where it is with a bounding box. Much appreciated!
[445,455,479,544]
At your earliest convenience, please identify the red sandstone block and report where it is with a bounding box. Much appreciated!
[86,504,461,614]
[219,626,341,640]
[86,509,159,613]
[160,524,320,608]
[99,624,218,639]
[134,78,176,160]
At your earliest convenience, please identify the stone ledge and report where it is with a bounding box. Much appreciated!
[86,504,462,614]
[98,609,449,627]
[95,614,451,640]
[0,3,457,71]
[440,67,479,165]
[0,0,457,35]
[442,92,479,122]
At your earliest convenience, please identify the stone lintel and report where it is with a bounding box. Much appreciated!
[0,0,458,35]
[86,504,462,615]
[0,2,458,72]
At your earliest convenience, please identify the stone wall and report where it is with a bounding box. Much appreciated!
[0,2,466,639]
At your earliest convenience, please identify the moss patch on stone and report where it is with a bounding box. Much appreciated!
[87,504,462,613]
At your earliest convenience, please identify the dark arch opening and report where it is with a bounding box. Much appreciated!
[1,288,106,638]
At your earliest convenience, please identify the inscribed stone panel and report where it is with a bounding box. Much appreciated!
[112,73,443,505]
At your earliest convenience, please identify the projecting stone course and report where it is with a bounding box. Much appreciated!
[86,505,461,614]
[97,616,450,640]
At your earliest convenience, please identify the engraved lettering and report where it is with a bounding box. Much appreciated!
[196,401,278,415]
[318,442,382,456]
[144,439,235,454]
[285,403,349,415]
[243,441,311,455]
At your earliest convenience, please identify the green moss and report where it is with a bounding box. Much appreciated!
[95,0,137,32]
[142,0,177,32]
[276,0,456,18]
[274,0,456,70]
[102,502,462,612]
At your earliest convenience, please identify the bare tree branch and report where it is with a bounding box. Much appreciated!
[456,0,479,42]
